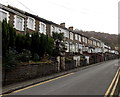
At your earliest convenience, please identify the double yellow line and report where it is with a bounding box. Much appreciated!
[1,67,120,97]
[104,67,120,97]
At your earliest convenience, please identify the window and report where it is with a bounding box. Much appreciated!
[51,26,55,33]
[66,31,69,38]
[75,34,78,40]
[78,35,81,42]
[70,32,73,40]
[82,37,85,42]
[85,38,88,44]
[0,9,9,22]
[14,15,24,31]
[70,42,74,52]
[71,44,75,52]
[88,39,90,44]
[40,22,46,34]
[64,31,69,38]
[27,17,35,30]
[75,43,78,52]
[97,42,100,47]
[90,40,92,45]
[93,41,96,46]
[65,42,69,52]
[58,29,61,33]
[83,46,88,52]
[51,26,55,36]
[70,43,72,52]
[79,44,82,50]
[0,11,7,21]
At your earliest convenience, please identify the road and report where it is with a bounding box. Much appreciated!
[7,59,120,95]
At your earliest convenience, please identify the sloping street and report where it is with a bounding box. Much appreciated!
[6,59,119,95]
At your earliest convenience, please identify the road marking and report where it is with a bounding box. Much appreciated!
[2,73,74,96]
[104,67,120,97]
[110,72,119,95]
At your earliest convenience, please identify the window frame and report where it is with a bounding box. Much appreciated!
[85,37,88,44]
[65,41,69,52]
[75,34,78,40]
[14,15,24,31]
[0,9,9,23]
[52,26,55,33]
[78,35,81,42]
[27,17,35,30]
[39,22,46,35]
[82,37,85,43]
[70,32,73,40]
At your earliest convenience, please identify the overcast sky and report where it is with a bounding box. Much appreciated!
[1,0,119,34]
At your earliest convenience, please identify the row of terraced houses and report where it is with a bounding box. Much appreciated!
[0,4,119,67]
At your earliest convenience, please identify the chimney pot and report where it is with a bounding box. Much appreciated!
[69,26,74,30]
[60,23,65,27]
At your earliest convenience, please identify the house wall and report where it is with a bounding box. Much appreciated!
[9,12,14,26]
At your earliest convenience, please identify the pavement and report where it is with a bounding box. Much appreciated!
[2,59,120,96]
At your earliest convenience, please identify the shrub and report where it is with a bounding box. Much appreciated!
[17,49,32,62]
[2,20,16,56]
[2,47,18,71]
[65,57,73,63]
[33,53,40,62]
[15,34,26,53]
[52,32,66,57]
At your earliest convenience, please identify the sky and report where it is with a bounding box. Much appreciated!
[1,0,119,34]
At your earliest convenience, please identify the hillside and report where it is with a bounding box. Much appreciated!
[74,30,118,49]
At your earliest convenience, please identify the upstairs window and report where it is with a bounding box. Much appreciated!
[82,37,85,42]
[14,15,24,31]
[85,38,88,44]
[64,31,69,38]
[51,26,55,33]
[51,26,55,36]
[27,17,35,30]
[79,35,81,42]
[93,41,96,46]
[88,39,92,45]
[90,40,92,45]
[0,9,9,22]
[70,32,73,40]
[97,42,100,47]
[58,29,61,33]
[40,22,46,35]
[75,34,78,40]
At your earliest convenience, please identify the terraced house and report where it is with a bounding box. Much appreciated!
[0,3,119,68]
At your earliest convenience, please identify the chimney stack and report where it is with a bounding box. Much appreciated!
[69,26,73,30]
[60,23,65,27]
